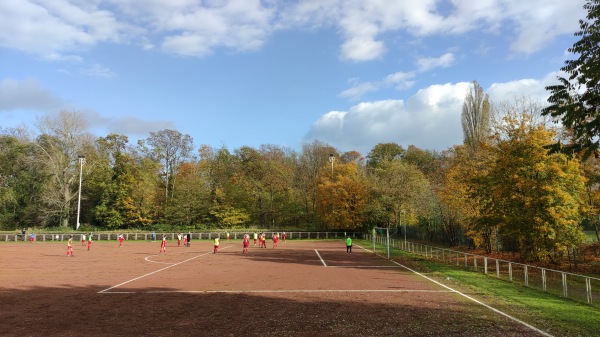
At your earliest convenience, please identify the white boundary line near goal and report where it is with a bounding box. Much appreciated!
[355,244,554,337]
[314,249,327,267]
[147,289,454,294]
[101,289,455,294]
[99,245,233,294]
[328,265,402,268]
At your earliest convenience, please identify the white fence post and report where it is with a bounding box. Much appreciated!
[496,260,500,278]
[586,278,592,304]
[484,257,488,275]
[542,269,546,292]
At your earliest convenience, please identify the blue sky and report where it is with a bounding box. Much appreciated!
[0,0,587,155]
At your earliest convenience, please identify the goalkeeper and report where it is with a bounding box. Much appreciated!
[346,236,352,254]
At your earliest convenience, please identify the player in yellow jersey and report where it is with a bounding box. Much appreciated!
[66,236,74,256]
[213,236,220,254]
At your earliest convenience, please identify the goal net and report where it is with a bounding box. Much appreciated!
[372,227,396,259]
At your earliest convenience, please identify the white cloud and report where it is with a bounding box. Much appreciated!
[338,80,379,101]
[282,0,584,61]
[417,53,455,72]
[107,116,176,136]
[0,0,125,58]
[83,110,176,137]
[117,0,275,57]
[308,82,470,154]
[339,71,416,100]
[0,78,63,112]
[487,71,564,104]
[340,36,386,61]
[0,0,585,60]
[79,64,116,78]
[308,74,563,154]
[505,0,584,54]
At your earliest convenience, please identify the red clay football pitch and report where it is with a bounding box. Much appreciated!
[0,239,552,336]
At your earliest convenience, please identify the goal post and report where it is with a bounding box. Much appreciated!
[373,227,391,259]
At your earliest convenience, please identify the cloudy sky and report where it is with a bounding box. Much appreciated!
[0,0,586,155]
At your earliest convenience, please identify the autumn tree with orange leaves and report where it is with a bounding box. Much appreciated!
[316,161,368,230]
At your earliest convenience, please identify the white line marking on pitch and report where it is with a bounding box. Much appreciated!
[328,265,402,268]
[103,289,454,294]
[314,249,327,267]
[99,245,233,294]
[355,244,554,337]
[144,256,175,264]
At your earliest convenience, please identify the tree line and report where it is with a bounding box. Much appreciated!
[0,95,597,263]
[2,1,600,263]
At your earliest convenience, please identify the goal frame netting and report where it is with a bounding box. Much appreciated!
[372,227,396,259]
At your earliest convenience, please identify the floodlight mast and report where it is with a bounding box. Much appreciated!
[402,210,407,249]
[76,155,85,230]
[328,153,335,174]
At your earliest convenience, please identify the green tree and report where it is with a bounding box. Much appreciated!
[34,111,94,228]
[366,160,431,230]
[366,143,405,168]
[141,129,193,207]
[167,162,211,226]
[543,0,600,158]
[90,134,155,229]
[0,132,45,229]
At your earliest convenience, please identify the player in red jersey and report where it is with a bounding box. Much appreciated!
[118,234,124,247]
[87,232,93,251]
[159,235,167,253]
[272,233,279,249]
[243,233,250,253]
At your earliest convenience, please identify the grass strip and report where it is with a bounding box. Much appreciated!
[358,239,600,337]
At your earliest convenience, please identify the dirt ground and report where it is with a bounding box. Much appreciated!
[0,239,552,336]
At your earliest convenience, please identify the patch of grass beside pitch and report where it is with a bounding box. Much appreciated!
[357,239,600,337]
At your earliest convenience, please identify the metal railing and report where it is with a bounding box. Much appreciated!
[365,234,600,306]
[1,231,357,242]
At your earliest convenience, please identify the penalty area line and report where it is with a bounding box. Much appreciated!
[99,245,233,294]
[102,289,454,294]
[314,249,327,267]
[355,244,554,337]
